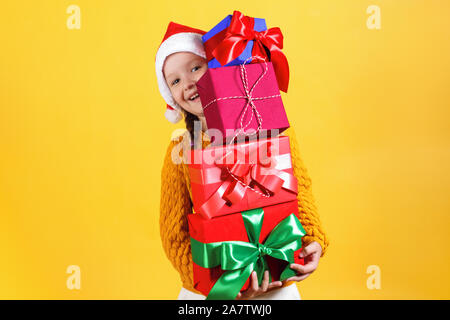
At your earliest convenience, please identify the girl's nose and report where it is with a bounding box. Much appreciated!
[184,79,196,91]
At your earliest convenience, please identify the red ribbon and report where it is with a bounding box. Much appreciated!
[198,141,297,219]
[211,11,290,92]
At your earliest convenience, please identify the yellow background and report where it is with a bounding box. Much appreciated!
[1,0,449,299]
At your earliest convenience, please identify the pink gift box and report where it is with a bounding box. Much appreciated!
[196,62,290,144]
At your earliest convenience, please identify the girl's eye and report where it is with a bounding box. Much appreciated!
[171,79,179,86]
[192,65,201,72]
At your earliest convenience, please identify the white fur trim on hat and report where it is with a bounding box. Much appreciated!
[164,106,183,124]
[155,32,206,124]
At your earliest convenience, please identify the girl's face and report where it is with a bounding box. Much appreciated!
[163,52,208,118]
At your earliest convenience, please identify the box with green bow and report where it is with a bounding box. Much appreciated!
[188,200,306,300]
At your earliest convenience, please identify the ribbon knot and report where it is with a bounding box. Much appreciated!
[252,30,263,42]
[258,243,272,256]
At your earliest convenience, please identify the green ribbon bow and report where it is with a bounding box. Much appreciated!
[190,207,306,300]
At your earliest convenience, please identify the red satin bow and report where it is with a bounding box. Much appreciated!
[211,10,290,92]
[198,141,296,219]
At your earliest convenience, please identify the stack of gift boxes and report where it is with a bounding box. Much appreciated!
[187,11,307,300]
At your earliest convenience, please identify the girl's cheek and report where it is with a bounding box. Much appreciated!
[175,90,184,105]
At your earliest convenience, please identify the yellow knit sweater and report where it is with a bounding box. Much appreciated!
[159,126,329,294]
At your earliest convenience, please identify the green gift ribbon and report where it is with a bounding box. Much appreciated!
[190,207,306,300]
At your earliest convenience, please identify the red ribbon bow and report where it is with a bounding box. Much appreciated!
[198,141,297,219]
[211,10,290,92]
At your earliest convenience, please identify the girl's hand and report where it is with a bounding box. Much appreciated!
[236,270,283,300]
[285,241,322,282]
[235,241,322,299]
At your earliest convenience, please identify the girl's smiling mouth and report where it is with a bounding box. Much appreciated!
[188,93,199,101]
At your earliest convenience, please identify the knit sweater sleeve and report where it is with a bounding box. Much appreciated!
[284,127,330,257]
[159,135,195,291]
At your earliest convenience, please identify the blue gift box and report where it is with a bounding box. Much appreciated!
[202,14,267,68]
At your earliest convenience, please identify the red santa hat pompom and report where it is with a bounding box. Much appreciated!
[155,22,206,124]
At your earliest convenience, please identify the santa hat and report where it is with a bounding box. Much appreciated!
[155,22,206,124]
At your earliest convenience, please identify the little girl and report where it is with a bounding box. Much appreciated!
[156,22,329,300]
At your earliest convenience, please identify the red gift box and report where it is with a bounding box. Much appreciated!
[196,61,290,144]
[188,200,305,298]
[188,135,298,219]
